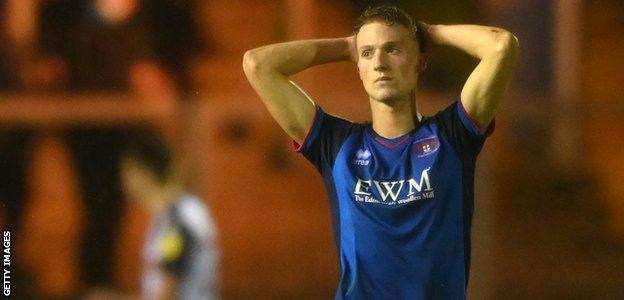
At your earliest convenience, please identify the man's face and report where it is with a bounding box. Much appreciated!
[94,0,140,24]
[356,22,420,103]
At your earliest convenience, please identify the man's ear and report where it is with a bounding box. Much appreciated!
[357,65,363,80]
[418,55,428,72]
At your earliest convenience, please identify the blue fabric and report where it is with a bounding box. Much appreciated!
[297,100,488,300]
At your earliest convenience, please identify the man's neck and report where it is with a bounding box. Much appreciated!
[370,97,421,139]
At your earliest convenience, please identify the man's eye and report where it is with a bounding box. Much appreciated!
[361,50,372,57]
[387,47,399,53]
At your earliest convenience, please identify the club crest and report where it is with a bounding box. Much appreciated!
[412,136,440,157]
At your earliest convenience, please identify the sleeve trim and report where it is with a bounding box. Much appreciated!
[292,105,322,152]
[458,100,495,137]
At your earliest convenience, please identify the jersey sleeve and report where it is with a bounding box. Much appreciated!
[434,100,495,162]
[293,105,356,174]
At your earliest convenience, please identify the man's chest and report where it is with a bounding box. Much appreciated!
[333,131,454,206]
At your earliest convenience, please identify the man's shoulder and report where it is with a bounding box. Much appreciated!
[316,107,368,131]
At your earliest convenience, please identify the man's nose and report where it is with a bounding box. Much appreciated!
[373,52,388,71]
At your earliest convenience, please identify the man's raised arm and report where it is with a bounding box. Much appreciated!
[243,37,355,144]
[422,24,520,129]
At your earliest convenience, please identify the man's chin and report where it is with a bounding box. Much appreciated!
[370,92,401,104]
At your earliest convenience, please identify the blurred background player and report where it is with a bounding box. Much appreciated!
[36,0,204,290]
[117,130,219,299]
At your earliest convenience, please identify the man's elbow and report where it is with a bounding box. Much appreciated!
[494,31,520,59]
[243,49,281,79]
[243,50,261,77]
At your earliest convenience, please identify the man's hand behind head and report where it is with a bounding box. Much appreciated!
[415,22,434,53]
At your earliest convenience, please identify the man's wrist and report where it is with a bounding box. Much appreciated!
[345,35,357,63]
[423,24,443,45]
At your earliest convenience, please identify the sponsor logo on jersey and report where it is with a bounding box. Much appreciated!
[352,148,372,166]
[412,136,440,157]
[353,168,435,205]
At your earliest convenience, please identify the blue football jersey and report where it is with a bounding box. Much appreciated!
[296,100,492,300]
